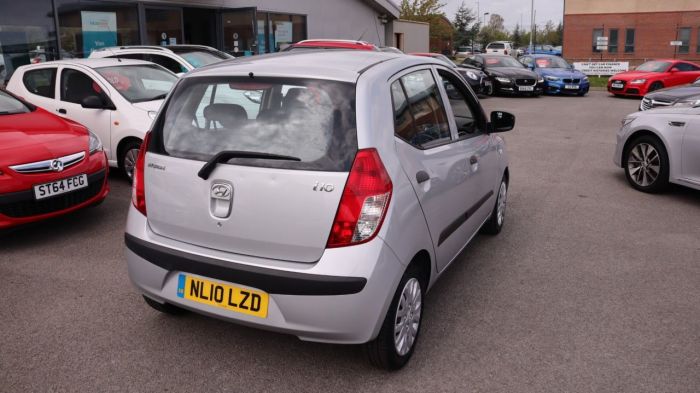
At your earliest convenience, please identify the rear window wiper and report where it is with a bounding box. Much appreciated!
[198,150,301,180]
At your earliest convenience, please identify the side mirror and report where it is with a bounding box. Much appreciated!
[81,95,107,109]
[488,111,515,133]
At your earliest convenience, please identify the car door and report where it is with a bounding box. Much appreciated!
[56,66,114,159]
[675,63,700,84]
[434,66,500,265]
[14,66,58,111]
[391,67,487,271]
[681,109,700,185]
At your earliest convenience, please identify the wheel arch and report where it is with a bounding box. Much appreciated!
[116,136,143,168]
[623,129,668,162]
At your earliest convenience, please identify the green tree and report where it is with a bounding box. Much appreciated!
[478,14,508,47]
[452,1,477,48]
[511,24,523,47]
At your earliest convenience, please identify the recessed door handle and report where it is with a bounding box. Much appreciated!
[668,121,685,127]
[57,108,67,115]
[469,155,479,165]
[416,171,430,184]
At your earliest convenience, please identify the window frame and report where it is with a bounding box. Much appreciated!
[22,67,57,99]
[388,66,454,151]
[58,66,110,105]
[592,28,603,53]
[678,27,691,54]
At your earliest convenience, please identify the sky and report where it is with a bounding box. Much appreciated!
[436,0,564,31]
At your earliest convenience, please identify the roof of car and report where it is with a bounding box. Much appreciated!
[291,40,379,51]
[410,53,441,57]
[21,58,154,69]
[186,51,438,82]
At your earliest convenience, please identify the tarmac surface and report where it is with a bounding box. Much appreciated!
[2,91,699,392]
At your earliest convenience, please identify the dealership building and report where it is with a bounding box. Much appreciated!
[0,0,411,85]
[563,0,700,65]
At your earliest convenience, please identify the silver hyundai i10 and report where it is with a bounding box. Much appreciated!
[124,51,514,369]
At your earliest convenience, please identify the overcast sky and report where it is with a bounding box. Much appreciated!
[438,0,564,30]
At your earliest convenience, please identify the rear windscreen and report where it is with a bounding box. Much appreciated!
[488,43,505,49]
[155,77,357,171]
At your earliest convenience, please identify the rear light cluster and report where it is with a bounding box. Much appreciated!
[131,131,151,216]
[327,148,392,248]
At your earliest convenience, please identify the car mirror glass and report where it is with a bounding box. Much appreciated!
[488,111,515,133]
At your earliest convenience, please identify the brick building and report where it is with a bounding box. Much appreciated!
[563,0,700,65]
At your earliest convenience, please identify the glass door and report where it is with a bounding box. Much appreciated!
[221,8,256,57]
[144,7,183,46]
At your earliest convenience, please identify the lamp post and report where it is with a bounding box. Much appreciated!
[529,0,535,54]
[483,12,490,26]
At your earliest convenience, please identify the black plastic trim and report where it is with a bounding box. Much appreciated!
[438,190,494,246]
[124,234,367,296]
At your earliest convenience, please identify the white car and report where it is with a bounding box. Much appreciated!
[89,45,232,75]
[615,103,700,192]
[7,58,178,180]
[485,41,514,57]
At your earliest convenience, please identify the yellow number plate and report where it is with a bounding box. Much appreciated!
[176,274,268,318]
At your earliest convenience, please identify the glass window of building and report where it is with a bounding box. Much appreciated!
[0,0,58,86]
[608,29,618,53]
[624,29,635,53]
[56,1,139,58]
[678,28,691,54]
[145,8,183,46]
[592,28,603,53]
[222,9,256,57]
[269,13,306,52]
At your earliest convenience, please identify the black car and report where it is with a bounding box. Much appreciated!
[419,53,492,96]
[640,77,700,110]
[461,54,544,96]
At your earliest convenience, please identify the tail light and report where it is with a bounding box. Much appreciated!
[327,148,392,248]
[131,132,151,216]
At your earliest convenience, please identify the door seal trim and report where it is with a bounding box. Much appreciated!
[437,190,493,246]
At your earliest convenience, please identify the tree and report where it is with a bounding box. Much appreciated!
[452,1,477,48]
[477,14,508,47]
[511,24,523,47]
[487,14,505,32]
[400,0,454,53]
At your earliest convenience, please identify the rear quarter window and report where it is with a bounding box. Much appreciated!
[154,77,358,172]
[23,68,56,98]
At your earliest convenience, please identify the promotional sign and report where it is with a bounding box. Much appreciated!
[81,11,117,55]
[274,21,293,47]
[596,36,608,51]
[670,41,682,46]
[573,61,629,76]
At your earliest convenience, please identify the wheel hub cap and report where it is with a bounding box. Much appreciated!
[394,278,422,356]
[627,143,660,187]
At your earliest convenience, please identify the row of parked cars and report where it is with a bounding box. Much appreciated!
[1,40,519,370]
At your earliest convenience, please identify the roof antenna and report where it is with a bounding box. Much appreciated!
[249,72,254,79]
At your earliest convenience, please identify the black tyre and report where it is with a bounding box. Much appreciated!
[143,295,186,315]
[648,82,663,92]
[623,135,669,193]
[119,140,141,183]
[365,264,425,370]
[481,175,508,235]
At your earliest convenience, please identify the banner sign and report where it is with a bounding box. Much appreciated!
[573,61,629,75]
[81,11,117,55]
[274,22,293,46]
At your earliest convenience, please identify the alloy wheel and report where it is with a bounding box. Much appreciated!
[627,143,660,187]
[123,148,140,180]
[497,181,507,226]
[394,277,422,356]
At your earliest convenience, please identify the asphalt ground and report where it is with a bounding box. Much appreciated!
[1,91,699,392]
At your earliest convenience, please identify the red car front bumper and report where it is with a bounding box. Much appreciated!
[0,152,110,229]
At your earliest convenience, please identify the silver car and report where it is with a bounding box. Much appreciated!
[124,51,514,369]
[615,102,700,192]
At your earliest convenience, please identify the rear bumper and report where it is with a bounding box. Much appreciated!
[0,162,109,229]
[124,207,405,344]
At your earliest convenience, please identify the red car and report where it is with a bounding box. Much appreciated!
[284,39,379,52]
[0,89,109,229]
[608,59,700,97]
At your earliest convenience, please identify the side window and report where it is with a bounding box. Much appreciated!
[675,63,699,72]
[521,56,533,67]
[60,69,103,104]
[108,54,146,61]
[23,68,56,98]
[147,55,186,74]
[391,69,451,149]
[437,70,480,139]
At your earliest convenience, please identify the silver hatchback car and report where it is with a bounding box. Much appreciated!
[125,51,514,369]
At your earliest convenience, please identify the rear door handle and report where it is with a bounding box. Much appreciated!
[416,171,430,184]
[669,121,685,127]
[57,108,67,115]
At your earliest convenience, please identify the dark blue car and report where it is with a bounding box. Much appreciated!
[520,54,590,96]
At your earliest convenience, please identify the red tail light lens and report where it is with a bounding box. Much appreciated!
[327,148,392,248]
[131,132,151,216]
